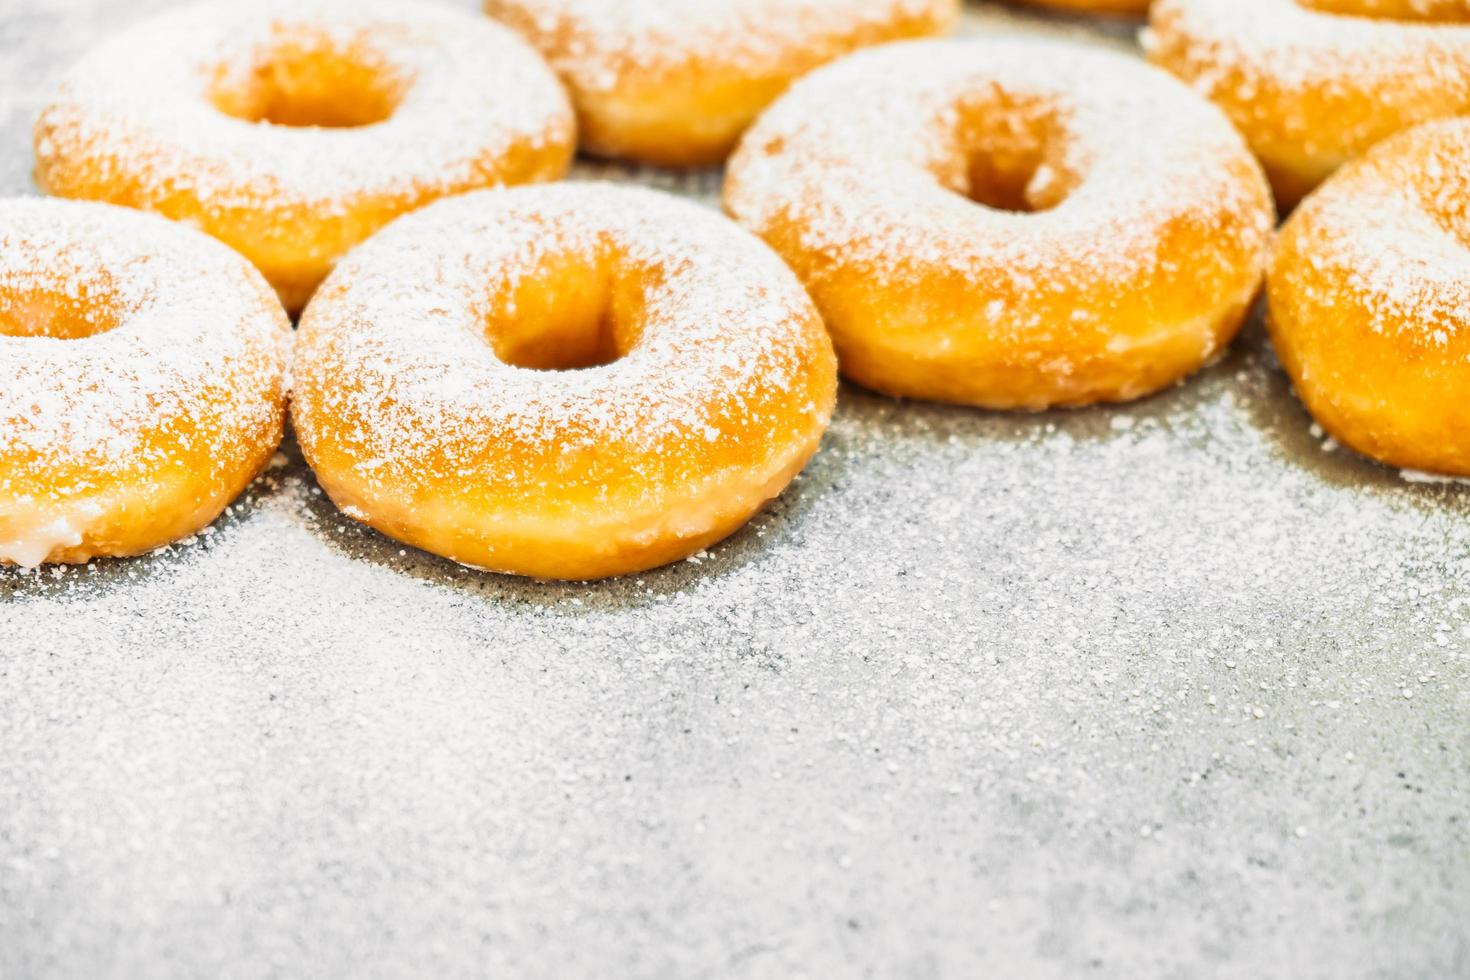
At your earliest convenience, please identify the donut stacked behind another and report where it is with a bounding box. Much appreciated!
[1012,0,1150,15]
[484,0,959,167]
[35,0,575,314]
[1147,0,1470,207]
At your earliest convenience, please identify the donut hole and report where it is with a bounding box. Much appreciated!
[964,151,1046,213]
[209,36,407,129]
[484,253,646,371]
[951,100,1075,214]
[0,279,122,340]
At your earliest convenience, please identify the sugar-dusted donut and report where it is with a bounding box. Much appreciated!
[1012,0,1149,14]
[1146,0,1470,207]
[1307,0,1470,19]
[291,183,838,580]
[723,39,1274,409]
[0,198,289,568]
[482,0,958,167]
[1268,118,1470,475]
[35,0,575,314]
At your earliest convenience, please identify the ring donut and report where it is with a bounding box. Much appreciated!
[34,0,575,314]
[1146,0,1470,206]
[1011,1,1149,15]
[0,198,289,568]
[483,0,958,167]
[724,39,1274,409]
[1306,0,1470,19]
[1268,118,1470,475]
[291,184,838,580]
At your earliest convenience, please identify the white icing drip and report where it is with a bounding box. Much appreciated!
[0,516,86,569]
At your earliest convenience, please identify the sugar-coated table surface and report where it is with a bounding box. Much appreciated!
[2,2,1467,978]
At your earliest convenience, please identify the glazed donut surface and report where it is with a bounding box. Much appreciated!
[0,198,289,568]
[483,0,958,167]
[35,0,575,313]
[724,39,1274,409]
[292,184,838,580]
[1268,119,1470,475]
[1147,0,1470,206]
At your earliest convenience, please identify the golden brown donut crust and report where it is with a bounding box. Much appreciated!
[1268,119,1470,475]
[484,0,958,167]
[1011,0,1149,14]
[725,39,1274,410]
[34,0,575,314]
[0,199,289,567]
[1147,0,1470,207]
[292,184,837,580]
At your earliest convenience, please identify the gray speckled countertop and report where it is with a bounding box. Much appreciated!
[2,2,1468,978]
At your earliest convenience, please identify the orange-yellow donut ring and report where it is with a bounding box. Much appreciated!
[291,184,838,580]
[1305,0,1470,19]
[1267,119,1470,475]
[0,198,289,568]
[483,0,958,167]
[1146,0,1470,207]
[724,39,1275,409]
[1010,0,1149,15]
[35,0,575,314]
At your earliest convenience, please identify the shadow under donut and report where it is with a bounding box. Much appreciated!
[1240,318,1470,510]
[0,451,291,600]
[291,413,856,614]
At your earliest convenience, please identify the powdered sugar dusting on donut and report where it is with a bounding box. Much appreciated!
[34,0,573,212]
[0,198,289,491]
[1147,0,1470,89]
[1277,119,1470,342]
[1145,0,1470,166]
[725,38,1273,316]
[485,0,956,93]
[293,183,834,500]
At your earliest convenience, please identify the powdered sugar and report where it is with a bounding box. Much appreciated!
[292,182,833,504]
[33,0,573,311]
[1274,119,1470,341]
[6,3,1470,974]
[724,38,1272,351]
[36,0,571,206]
[1146,0,1470,197]
[0,196,289,564]
[0,197,288,482]
[1148,0,1470,87]
[485,0,956,94]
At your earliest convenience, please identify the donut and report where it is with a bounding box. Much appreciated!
[482,0,958,167]
[1011,0,1149,15]
[291,184,838,580]
[1306,0,1470,20]
[723,39,1275,409]
[1267,118,1470,475]
[0,198,289,568]
[34,0,575,314]
[1145,0,1470,207]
